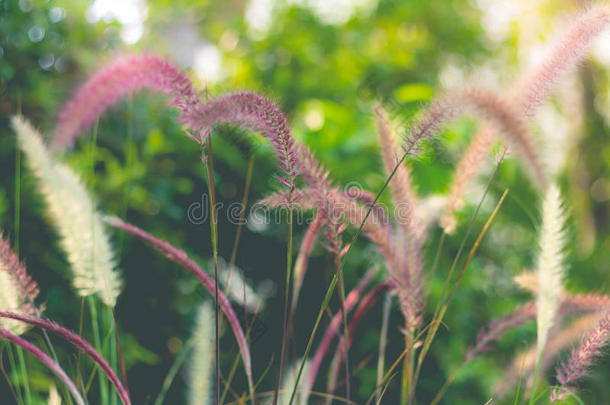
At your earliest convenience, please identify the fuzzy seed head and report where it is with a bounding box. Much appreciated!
[536,184,567,355]
[13,116,122,307]
[189,302,214,405]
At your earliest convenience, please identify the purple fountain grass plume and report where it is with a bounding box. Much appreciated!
[259,138,395,269]
[374,102,419,219]
[347,282,393,344]
[261,186,395,268]
[261,186,391,239]
[55,55,302,196]
[190,91,301,194]
[54,54,202,149]
[318,189,349,258]
[0,311,130,405]
[441,5,610,233]
[103,216,255,400]
[330,190,396,269]
[289,142,350,259]
[493,314,598,396]
[465,294,610,364]
[291,212,323,311]
[466,302,537,363]
[341,186,391,228]
[388,86,543,331]
[293,142,330,192]
[0,235,43,335]
[374,102,423,334]
[307,268,378,391]
[552,311,610,402]
[0,327,86,405]
[512,4,610,117]
[411,87,546,190]
[440,127,495,233]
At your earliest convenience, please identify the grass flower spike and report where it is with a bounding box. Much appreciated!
[12,116,122,307]
[54,54,202,148]
[535,184,567,356]
[441,4,610,233]
[553,311,610,401]
[0,235,42,334]
[188,302,214,405]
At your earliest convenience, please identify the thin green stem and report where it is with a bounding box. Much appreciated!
[106,306,118,405]
[528,348,544,405]
[410,154,506,400]
[204,138,221,405]
[273,200,294,405]
[376,293,391,404]
[88,296,109,404]
[337,253,350,403]
[13,126,30,405]
[225,154,255,306]
[513,358,526,405]
[1,345,23,405]
[289,148,412,405]
[424,188,509,405]
[153,338,195,405]
[15,347,30,404]
[220,304,261,405]
[400,330,414,405]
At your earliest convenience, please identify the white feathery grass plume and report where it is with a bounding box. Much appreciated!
[210,257,267,313]
[0,270,25,334]
[48,384,62,405]
[11,116,121,307]
[536,184,567,357]
[273,358,311,405]
[188,302,214,405]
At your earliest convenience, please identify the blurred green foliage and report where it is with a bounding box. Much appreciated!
[1,0,610,404]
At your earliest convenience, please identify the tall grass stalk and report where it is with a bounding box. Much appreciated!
[203,137,221,405]
[88,119,111,405]
[15,346,31,404]
[273,192,294,405]
[153,338,195,405]
[410,154,506,401]
[226,154,255,311]
[220,310,261,404]
[288,146,412,405]
[0,328,86,405]
[106,305,118,405]
[4,345,24,405]
[376,293,392,404]
[88,297,109,404]
[337,263,351,403]
[13,127,31,405]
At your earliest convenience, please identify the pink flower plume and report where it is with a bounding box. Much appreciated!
[54,54,201,148]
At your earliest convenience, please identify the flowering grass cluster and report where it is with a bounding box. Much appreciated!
[2,4,610,405]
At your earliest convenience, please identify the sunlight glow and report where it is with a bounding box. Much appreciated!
[86,0,147,44]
